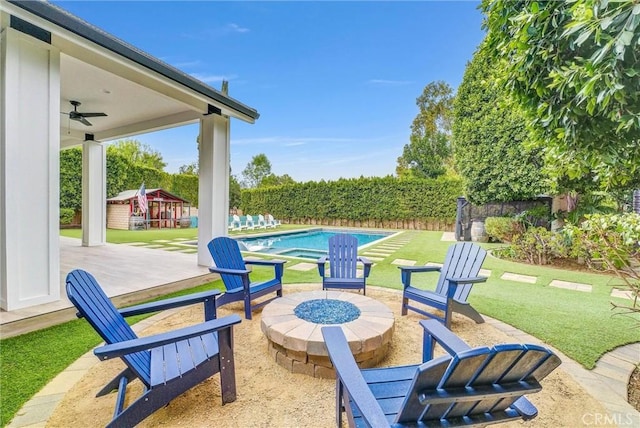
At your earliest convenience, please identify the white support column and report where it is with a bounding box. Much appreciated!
[81,140,106,246]
[0,27,61,310]
[197,114,230,266]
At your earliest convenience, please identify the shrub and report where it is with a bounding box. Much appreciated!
[484,216,523,243]
[60,208,75,225]
[504,227,568,265]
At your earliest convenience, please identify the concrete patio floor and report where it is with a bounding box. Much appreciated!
[0,236,216,338]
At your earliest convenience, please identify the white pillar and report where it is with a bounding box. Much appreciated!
[197,114,230,266]
[0,27,61,310]
[82,140,106,246]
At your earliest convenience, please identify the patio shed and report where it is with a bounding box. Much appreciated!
[107,188,191,230]
[0,1,259,311]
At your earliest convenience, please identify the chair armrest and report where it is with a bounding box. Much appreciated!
[246,259,286,279]
[446,276,487,284]
[245,259,286,267]
[420,319,471,362]
[119,290,220,318]
[322,327,389,427]
[358,256,372,277]
[317,256,328,277]
[94,314,242,360]
[398,265,441,288]
[209,266,251,276]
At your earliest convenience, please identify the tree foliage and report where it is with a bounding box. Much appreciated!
[452,42,550,204]
[242,153,272,188]
[396,81,454,179]
[260,173,296,188]
[107,139,167,171]
[481,0,640,190]
[178,162,198,175]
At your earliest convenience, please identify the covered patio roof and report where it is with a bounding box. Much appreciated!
[8,0,259,147]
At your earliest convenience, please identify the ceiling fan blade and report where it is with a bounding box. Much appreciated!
[80,112,107,117]
[79,117,93,126]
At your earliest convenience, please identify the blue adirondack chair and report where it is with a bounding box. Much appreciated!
[400,242,487,327]
[322,319,562,428]
[317,233,372,294]
[66,269,242,428]
[208,236,286,320]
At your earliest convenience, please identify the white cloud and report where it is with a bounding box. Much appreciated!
[228,23,250,33]
[181,23,250,39]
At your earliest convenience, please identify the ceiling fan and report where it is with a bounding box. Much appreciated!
[63,100,107,126]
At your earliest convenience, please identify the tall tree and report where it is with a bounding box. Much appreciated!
[481,0,640,190]
[396,81,454,179]
[260,173,296,188]
[178,162,198,175]
[453,41,549,204]
[229,168,242,209]
[242,153,272,188]
[107,139,167,171]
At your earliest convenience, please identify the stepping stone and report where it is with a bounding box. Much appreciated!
[152,239,171,243]
[425,262,443,268]
[363,251,392,257]
[501,272,537,284]
[392,258,416,266]
[610,288,634,299]
[172,238,190,241]
[364,257,384,262]
[440,232,456,241]
[549,280,592,292]
[479,269,492,277]
[287,263,317,271]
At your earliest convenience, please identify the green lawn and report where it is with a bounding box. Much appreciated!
[2,227,638,426]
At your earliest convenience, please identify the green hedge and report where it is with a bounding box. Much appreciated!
[60,148,198,209]
[241,176,463,224]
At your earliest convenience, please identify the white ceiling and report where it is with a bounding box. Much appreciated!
[59,54,201,147]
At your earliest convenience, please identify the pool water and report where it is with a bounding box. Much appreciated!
[236,229,392,258]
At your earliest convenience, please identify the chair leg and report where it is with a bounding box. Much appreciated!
[244,293,252,320]
[218,326,237,404]
[452,301,485,324]
[401,296,408,316]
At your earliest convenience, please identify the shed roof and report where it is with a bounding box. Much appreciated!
[107,188,190,204]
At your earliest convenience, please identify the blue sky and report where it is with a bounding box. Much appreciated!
[56,1,485,182]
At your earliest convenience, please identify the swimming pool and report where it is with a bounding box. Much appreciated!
[236,229,393,258]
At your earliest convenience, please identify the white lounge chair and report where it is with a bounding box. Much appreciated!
[257,214,268,229]
[266,214,281,228]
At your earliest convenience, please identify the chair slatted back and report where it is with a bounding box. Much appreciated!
[395,344,561,424]
[208,237,246,292]
[328,234,359,279]
[436,242,487,301]
[66,269,151,385]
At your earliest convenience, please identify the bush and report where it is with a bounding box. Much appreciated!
[484,216,523,243]
[60,208,75,225]
[498,227,568,265]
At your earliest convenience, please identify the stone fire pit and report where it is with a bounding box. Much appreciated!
[260,290,395,378]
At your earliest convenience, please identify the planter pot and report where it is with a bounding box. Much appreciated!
[470,220,488,243]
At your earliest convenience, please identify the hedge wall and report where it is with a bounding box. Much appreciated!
[241,176,463,229]
[60,148,198,209]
